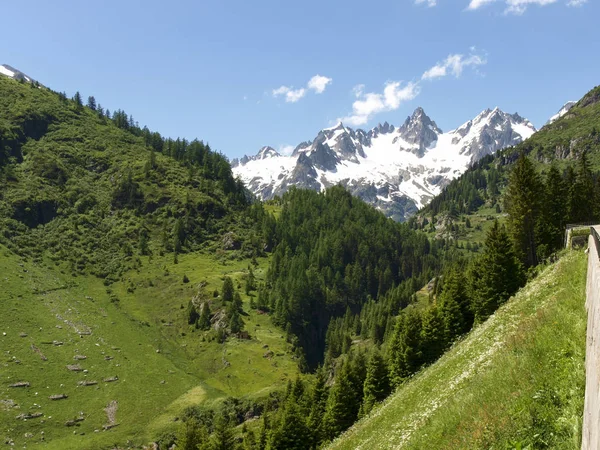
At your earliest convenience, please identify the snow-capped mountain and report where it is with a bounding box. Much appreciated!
[547,101,576,125]
[0,64,37,84]
[232,107,536,221]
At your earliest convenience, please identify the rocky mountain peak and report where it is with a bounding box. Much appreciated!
[232,106,536,222]
[398,107,442,156]
[257,146,280,159]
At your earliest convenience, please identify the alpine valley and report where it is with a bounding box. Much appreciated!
[232,107,536,221]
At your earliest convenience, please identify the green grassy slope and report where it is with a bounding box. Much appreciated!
[329,250,587,450]
[0,244,297,449]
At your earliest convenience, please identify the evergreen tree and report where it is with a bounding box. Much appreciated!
[307,366,328,447]
[245,267,256,295]
[571,150,596,223]
[360,349,391,417]
[210,413,235,450]
[227,301,244,334]
[537,164,568,258]
[321,360,360,441]
[242,429,257,450]
[420,305,447,364]
[504,152,543,267]
[87,95,96,110]
[222,276,234,302]
[173,218,185,253]
[470,221,524,322]
[73,91,83,109]
[438,268,473,341]
[138,228,149,255]
[175,418,209,450]
[268,400,311,450]
[186,300,199,325]
[388,309,423,384]
[198,302,212,330]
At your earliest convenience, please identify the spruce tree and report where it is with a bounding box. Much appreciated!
[175,418,209,450]
[198,302,211,330]
[388,309,423,384]
[227,301,244,334]
[210,413,235,450]
[222,276,234,302]
[360,349,390,417]
[470,221,524,322]
[86,95,96,110]
[173,218,185,253]
[537,164,567,257]
[307,366,328,447]
[268,400,311,450]
[186,300,199,325]
[504,152,543,267]
[321,360,360,441]
[571,150,596,223]
[245,267,256,295]
[420,305,447,364]
[73,91,83,109]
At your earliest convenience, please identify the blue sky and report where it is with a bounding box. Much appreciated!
[2,0,598,158]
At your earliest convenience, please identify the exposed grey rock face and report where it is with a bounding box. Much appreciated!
[232,107,536,222]
[397,107,442,156]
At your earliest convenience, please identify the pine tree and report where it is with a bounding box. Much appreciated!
[268,400,311,450]
[242,429,257,450]
[571,150,596,223]
[307,366,328,447]
[222,276,234,302]
[537,164,567,258]
[470,221,524,322]
[227,301,244,334]
[87,95,96,110]
[321,360,360,441]
[198,302,212,330]
[360,349,390,417]
[388,309,423,384]
[173,218,185,253]
[175,418,209,450]
[504,152,543,267]
[186,300,199,325]
[420,305,447,364]
[73,91,83,109]
[245,267,256,295]
[438,268,472,341]
[210,413,235,450]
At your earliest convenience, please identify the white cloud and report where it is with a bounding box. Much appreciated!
[272,74,332,104]
[422,52,486,80]
[339,81,420,126]
[466,0,583,14]
[352,84,365,98]
[278,145,295,156]
[307,75,332,94]
[415,0,437,6]
[567,0,588,6]
[338,48,486,126]
[272,86,307,103]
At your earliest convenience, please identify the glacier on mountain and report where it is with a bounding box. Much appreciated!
[232,107,536,221]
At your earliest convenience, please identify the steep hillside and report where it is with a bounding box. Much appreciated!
[329,250,587,449]
[0,73,299,449]
[0,74,253,284]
